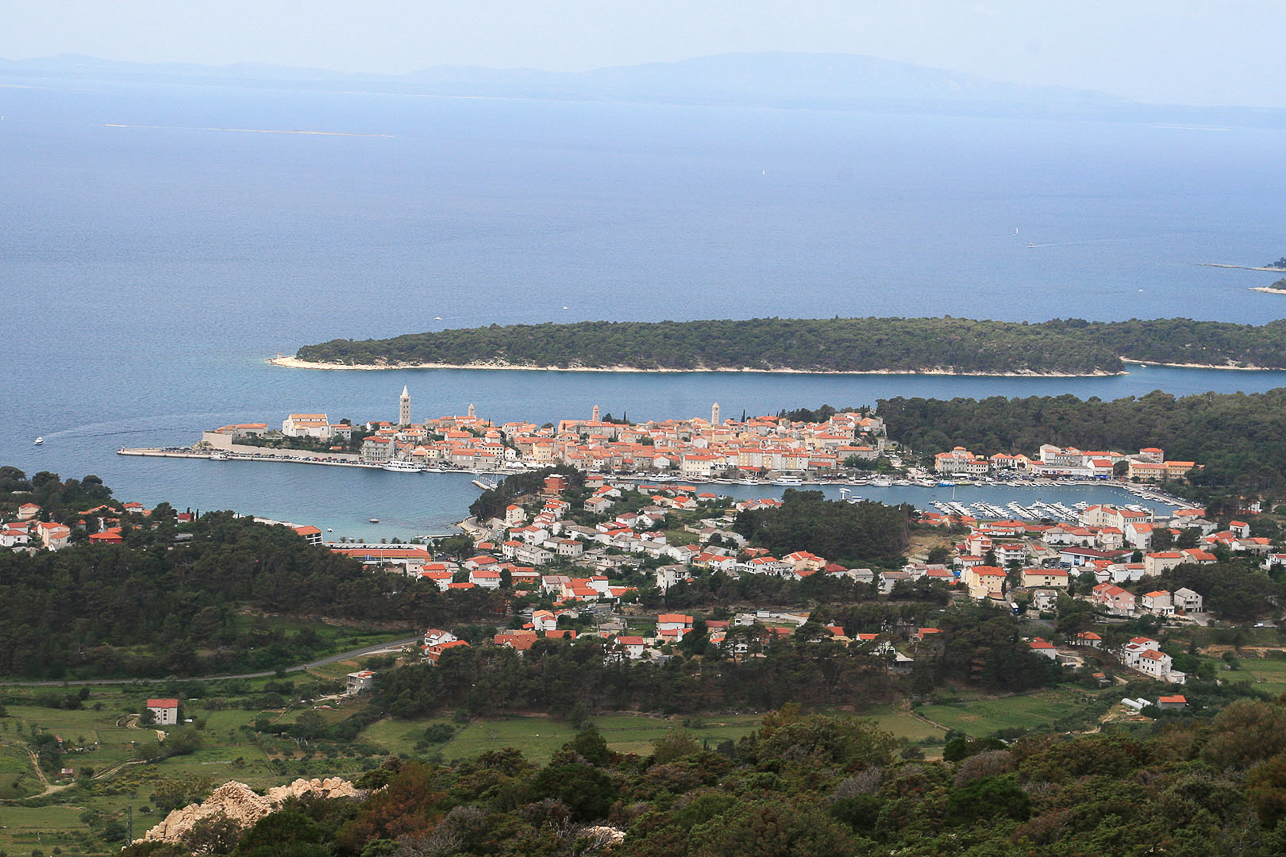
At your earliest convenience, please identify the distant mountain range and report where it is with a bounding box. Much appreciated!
[3,51,1283,126]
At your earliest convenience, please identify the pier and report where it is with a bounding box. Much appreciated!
[118,447,382,469]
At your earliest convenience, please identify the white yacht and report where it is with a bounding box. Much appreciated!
[33,437,43,445]
[383,460,422,473]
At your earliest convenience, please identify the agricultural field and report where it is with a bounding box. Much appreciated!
[856,704,949,744]
[358,711,765,764]
[1215,656,1286,696]
[914,685,1109,737]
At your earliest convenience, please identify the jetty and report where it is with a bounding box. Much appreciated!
[118,447,382,469]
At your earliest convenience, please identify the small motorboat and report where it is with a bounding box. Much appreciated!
[33,436,43,445]
[369,518,380,523]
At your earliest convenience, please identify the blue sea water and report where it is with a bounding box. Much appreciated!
[2,75,1284,537]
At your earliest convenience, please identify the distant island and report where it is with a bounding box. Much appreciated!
[284,317,1286,376]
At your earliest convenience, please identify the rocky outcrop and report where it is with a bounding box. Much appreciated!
[141,777,364,844]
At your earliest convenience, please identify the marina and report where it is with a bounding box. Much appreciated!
[115,445,1189,542]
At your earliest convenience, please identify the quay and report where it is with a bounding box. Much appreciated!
[118,446,381,469]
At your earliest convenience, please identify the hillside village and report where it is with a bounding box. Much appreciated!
[313,468,1284,694]
[17,392,1285,699]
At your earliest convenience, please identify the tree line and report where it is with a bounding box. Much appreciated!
[0,474,507,678]
[732,490,913,565]
[123,698,1286,857]
[877,388,1286,502]
[294,316,1286,375]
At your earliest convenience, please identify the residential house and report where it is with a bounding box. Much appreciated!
[35,522,70,550]
[1172,587,1204,613]
[1091,583,1136,615]
[346,671,375,695]
[1029,638,1058,660]
[1140,590,1174,616]
[962,566,1007,600]
[1021,568,1070,589]
[426,640,470,664]
[146,698,180,726]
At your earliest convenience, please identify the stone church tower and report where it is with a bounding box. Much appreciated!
[399,386,411,426]
[711,402,721,425]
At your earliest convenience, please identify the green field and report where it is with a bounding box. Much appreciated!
[1216,657,1286,696]
[358,712,766,765]
[858,705,949,744]
[915,686,1106,737]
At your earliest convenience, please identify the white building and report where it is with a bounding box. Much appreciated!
[282,414,331,439]
[146,698,179,726]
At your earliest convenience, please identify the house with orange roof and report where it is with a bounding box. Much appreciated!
[1143,552,1185,576]
[962,565,1007,600]
[418,571,454,591]
[426,639,470,664]
[1140,590,1173,616]
[88,527,124,544]
[291,524,322,545]
[1028,638,1058,660]
[469,568,502,589]
[615,636,648,660]
[1091,583,1136,615]
[1021,567,1069,589]
[146,698,180,726]
[332,546,432,575]
[35,522,70,550]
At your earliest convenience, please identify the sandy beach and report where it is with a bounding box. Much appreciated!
[268,354,1123,378]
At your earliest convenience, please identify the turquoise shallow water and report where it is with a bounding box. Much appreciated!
[2,74,1283,535]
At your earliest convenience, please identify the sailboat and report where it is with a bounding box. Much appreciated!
[33,437,43,445]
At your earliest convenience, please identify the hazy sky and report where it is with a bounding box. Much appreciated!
[4,1,1285,108]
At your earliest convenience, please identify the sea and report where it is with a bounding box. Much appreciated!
[3,74,1285,539]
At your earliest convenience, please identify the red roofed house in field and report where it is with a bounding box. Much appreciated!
[146,698,179,726]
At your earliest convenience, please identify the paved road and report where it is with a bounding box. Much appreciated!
[0,636,421,688]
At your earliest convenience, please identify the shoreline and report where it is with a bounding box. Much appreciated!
[1249,287,1286,296]
[1199,263,1286,273]
[1120,358,1282,372]
[268,355,1123,378]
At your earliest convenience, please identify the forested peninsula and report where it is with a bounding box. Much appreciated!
[289,317,1286,375]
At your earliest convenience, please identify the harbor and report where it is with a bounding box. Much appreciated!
[116,444,1189,544]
